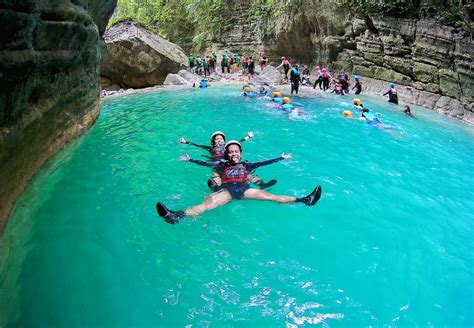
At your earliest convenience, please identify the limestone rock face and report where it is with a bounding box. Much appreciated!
[206,2,472,122]
[0,0,116,232]
[100,22,188,88]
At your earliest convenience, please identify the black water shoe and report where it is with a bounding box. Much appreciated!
[297,185,322,206]
[156,202,184,224]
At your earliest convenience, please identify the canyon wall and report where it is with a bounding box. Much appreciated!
[0,1,116,232]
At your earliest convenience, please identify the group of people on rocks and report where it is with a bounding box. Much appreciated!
[189,52,259,77]
[188,54,217,77]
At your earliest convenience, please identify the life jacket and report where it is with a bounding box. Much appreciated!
[389,89,398,103]
[221,163,248,184]
[362,111,377,122]
[282,103,294,112]
[244,91,255,97]
[210,145,225,159]
[199,81,208,88]
[273,97,283,104]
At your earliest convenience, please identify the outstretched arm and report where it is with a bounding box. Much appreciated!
[179,154,220,167]
[246,153,292,171]
[239,131,254,143]
[179,137,211,150]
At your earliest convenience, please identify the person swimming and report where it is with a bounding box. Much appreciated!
[403,105,413,116]
[272,91,283,104]
[383,82,398,104]
[243,86,255,97]
[281,97,294,113]
[353,98,364,111]
[156,140,323,224]
[199,79,209,88]
[360,108,380,123]
[258,86,268,96]
[179,131,276,190]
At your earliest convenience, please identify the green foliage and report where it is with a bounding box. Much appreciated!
[109,0,300,51]
[328,0,470,28]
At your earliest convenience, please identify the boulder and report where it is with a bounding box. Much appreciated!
[100,21,188,88]
[258,65,281,84]
[177,70,201,84]
[163,74,188,85]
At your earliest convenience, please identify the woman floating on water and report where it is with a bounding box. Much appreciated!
[180,131,276,190]
[156,141,322,224]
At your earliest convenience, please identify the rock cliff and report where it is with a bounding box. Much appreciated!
[0,1,116,232]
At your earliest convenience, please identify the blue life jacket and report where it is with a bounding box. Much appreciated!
[282,103,294,112]
[363,111,377,122]
[273,97,283,104]
[199,81,208,88]
[244,91,255,97]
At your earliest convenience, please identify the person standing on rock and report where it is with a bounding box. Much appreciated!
[221,54,228,74]
[290,65,301,95]
[383,82,399,105]
[196,55,203,76]
[276,57,291,82]
[321,68,331,91]
[259,53,268,71]
[188,54,195,72]
[203,56,210,77]
[210,54,217,73]
[234,53,241,72]
[247,57,255,78]
[313,66,323,90]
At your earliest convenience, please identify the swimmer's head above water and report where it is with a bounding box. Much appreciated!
[224,140,242,164]
[211,131,226,145]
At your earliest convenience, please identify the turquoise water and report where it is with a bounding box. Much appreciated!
[1,85,473,326]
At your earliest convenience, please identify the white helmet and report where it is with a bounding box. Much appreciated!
[211,131,225,139]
